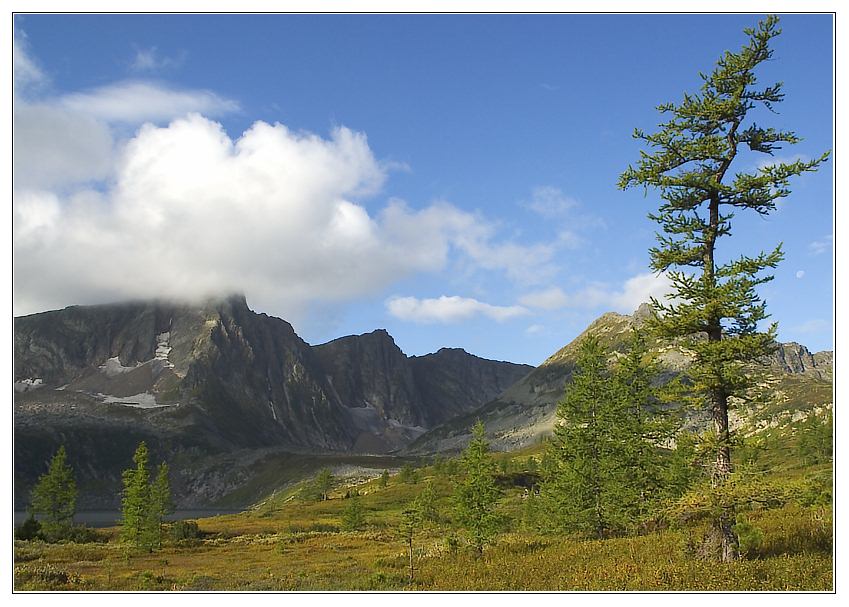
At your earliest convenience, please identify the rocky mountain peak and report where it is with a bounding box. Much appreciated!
[770,341,832,380]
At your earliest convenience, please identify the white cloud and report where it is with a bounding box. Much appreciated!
[14,114,556,321]
[379,199,558,286]
[59,81,239,123]
[13,35,46,91]
[520,186,603,250]
[131,47,183,72]
[795,270,806,279]
[518,287,570,310]
[522,186,578,218]
[809,235,832,256]
[386,295,529,324]
[519,272,673,314]
[14,64,239,191]
[525,324,545,335]
[13,38,561,320]
[14,103,114,189]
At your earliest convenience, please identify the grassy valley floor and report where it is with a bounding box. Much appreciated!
[14,463,833,591]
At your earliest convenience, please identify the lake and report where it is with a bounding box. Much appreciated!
[14,510,241,528]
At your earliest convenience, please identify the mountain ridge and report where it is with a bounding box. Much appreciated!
[14,296,531,507]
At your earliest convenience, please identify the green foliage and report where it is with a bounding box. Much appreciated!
[618,15,828,494]
[453,421,502,554]
[413,481,439,524]
[15,515,42,541]
[614,330,684,516]
[120,442,172,552]
[732,514,764,559]
[431,456,446,477]
[341,494,366,531]
[14,563,86,590]
[664,431,704,497]
[444,458,460,477]
[399,464,418,484]
[541,336,633,537]
[521,490,541,531]
[379,469,389,488]
[121,442,151,548]
[30,446,77,540]
[170,520,202,542]
[150,462,173,549]
[797,411,832,465]
[315,468,334,501]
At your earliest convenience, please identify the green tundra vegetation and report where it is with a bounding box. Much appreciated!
[12,424,832,590]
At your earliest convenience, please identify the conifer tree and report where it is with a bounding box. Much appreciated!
[399,504,420,583]
[613,330,678,521]
[414,480,439,524]
[315,467,333,501]
[150,462,173,549]
[453,420,501,555]
[121,442,152,550]
[379,469,390,488]
[341,493,366,531]
[619,15,828,560]
[541,336,629,538]
[30,446,77,540]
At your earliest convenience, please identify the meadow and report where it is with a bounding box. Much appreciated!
[13,448,833,592]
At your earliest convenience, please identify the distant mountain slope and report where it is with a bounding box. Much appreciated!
[14,296,531,507]
[406,304,833,454]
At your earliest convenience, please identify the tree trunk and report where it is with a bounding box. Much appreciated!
[408,536,414,583]
[706,195,738,562]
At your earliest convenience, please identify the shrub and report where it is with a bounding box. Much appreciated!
[14,542,45,563]
[444,533,460,556]
[732,515,764,559]
[14,564,84,590]
[170,520,202,542]
[399,464,418,484]
[15,515,41,541]
[61,525,103,544]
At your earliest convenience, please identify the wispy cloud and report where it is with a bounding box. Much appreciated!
[525,324,545,335]
[522,186,578,218]
[519,186,604,250]
[809,235,833,256]
[131,46,184,72]
[13,32,47,93]
[386,295,529,324]
[519,272,673,314]
[60,81,239,123]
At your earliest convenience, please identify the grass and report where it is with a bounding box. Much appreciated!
[13,457,833,591]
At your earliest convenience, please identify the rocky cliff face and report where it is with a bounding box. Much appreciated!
[769,342,833,380]
[14,296,531,507]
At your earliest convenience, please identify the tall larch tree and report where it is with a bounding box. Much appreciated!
[120,442,152,549]
[30,445,77,539]
[618,15,828,560]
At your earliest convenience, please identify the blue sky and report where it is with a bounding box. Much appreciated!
[12,13,834,365]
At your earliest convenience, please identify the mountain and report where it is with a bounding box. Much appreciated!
[14,296,531,508]
[406,304,834,454]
